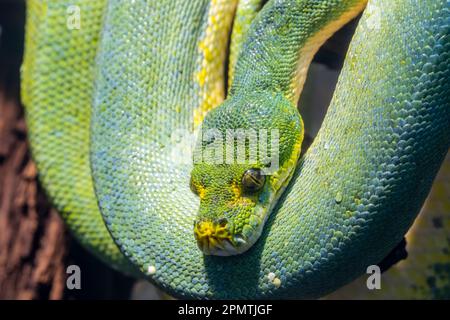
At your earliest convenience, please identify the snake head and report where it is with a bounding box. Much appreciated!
[190,92,304,256]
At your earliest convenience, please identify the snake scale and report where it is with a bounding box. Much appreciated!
[21,0,449,299]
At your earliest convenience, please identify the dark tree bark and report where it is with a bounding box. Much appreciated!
[0,0,66,300]
[0,88,68,300]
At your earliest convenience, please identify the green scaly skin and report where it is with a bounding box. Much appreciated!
[22,0,450,299]
[228,0,267,88]
[21,0,139,275]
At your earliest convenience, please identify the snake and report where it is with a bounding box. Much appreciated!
[21,0,450,299]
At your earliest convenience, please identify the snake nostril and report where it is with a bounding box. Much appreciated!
[216,217,228,227]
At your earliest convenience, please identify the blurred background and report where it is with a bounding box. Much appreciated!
[0,0,448,299]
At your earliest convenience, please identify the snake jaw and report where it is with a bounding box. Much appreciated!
[194,220,232,255]
[194,219,256,256]
[194,216,266,256]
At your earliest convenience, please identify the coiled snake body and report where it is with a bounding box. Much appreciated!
[22,0,450,298]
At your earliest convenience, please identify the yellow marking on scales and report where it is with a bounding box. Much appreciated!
[197,184,207,200]
[270,119,304,191]
[230,181,242,199]
[193,0,238,127]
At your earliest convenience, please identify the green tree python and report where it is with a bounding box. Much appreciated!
[21,0,450,299]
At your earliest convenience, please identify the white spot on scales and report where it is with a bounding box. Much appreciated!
[267,272,281,288]
[147,265,157,275]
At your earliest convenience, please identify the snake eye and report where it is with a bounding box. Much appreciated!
[217,217,228,226]
[242,168,265,193]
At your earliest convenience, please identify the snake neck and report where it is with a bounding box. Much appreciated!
[229,0,368,104]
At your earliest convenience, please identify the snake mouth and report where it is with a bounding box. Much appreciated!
[194,220,258,256]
